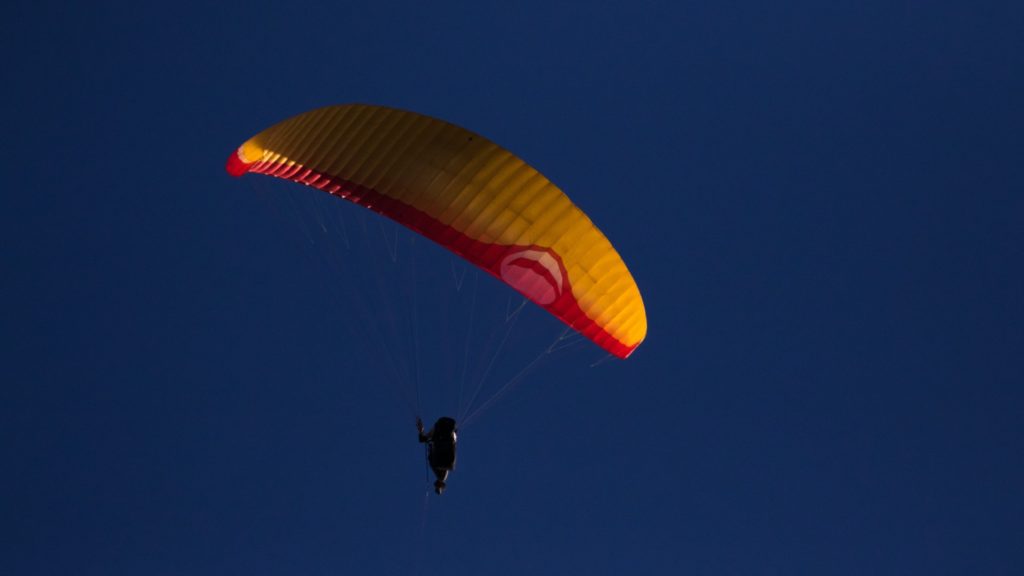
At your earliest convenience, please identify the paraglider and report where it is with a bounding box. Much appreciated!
[417,417,457,495]
[226,104,647,493]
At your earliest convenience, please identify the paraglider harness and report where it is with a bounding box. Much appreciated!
[418,417,457,494]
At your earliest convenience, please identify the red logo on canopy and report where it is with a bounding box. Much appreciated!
[499,247,566,306]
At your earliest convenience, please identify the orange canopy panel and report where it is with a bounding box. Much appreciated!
[227,104,646,358]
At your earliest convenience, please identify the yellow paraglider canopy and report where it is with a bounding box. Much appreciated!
[227,104,646,358]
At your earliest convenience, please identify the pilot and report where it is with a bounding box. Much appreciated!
[417,417,457,494]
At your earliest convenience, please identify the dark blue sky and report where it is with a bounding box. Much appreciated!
[4,1,1022,574]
